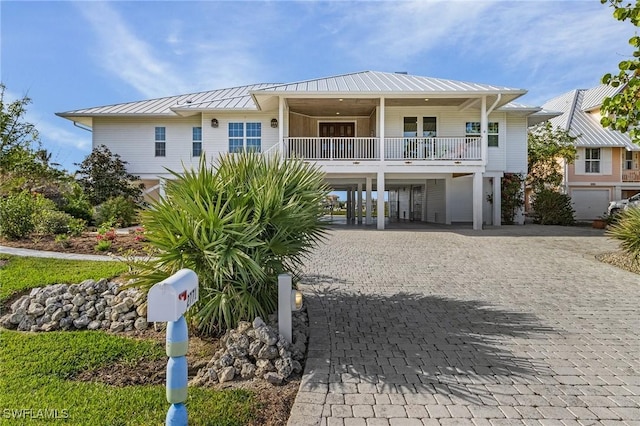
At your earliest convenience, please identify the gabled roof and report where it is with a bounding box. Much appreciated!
[541,85,636,150]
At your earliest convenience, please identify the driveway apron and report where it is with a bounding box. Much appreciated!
[288,226,640,426]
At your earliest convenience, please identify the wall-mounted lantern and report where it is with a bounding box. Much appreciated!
[211,118,219,128]
[270,118,278,128]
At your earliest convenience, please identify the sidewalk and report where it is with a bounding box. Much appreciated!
[0,245,122,262]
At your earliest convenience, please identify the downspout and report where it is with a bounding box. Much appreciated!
[487,93,502,115]
[73,121,92,132]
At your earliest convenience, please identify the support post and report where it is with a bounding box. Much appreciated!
[379,97,385,162]
[366,176,372,225]
[278,96,284,157]
[166,316,189,425]
[473,172,483,230]
[493,176,502,227]
[481,96,488,165]
[445,175,453,225]
[357,183,363,224]
[377,171,385,230]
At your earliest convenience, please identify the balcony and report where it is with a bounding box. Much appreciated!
[283,137,481,162]
[622,169,640,182]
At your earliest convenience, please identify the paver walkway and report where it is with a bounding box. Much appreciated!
[289,225,640,426]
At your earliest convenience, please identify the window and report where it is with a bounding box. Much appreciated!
[465,122,499,147]
[192,127,202,157]
[423,117,437,137]
[625,150,633,170]
[585,148,601,173]
[155,126,166,157]
[403,117,417,137]
[228,122,261,153]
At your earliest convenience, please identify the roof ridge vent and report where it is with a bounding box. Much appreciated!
[395,71,408,74]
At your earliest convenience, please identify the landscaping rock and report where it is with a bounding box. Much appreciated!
[1,280,148,334]
[193,309,309,386]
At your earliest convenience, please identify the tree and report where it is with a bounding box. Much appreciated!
[75,145,144,206]
[527,122,577,193]
[0,83,68,196]
[600,0,640,143]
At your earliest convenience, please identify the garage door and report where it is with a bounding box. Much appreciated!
[571,189,610,220]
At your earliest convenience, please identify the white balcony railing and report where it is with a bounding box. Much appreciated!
[285,137,379,160]
[282,137,481,161]
[385,137,481,161]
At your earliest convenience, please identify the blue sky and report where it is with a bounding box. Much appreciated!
[1,0,634,172]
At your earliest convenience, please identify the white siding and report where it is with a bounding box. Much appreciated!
[426,179,446,223]
[505,115,527,173]
[93,113,279,178]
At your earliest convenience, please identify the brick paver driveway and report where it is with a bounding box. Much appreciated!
[288,225,640,426]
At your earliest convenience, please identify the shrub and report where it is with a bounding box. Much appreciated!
[60,183,93,223]
[530,189,575,226]
[501,173,525,225]
[34,209,86,236]
[94,196,138,227]
[94,240,112,252]
[133,152,329,334]
[0,191,37,239]
[607,206,640,260]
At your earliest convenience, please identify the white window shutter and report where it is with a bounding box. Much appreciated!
[602,148,612,175]
[575,148,585,174]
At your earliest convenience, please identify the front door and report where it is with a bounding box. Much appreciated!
[319,122,355,159]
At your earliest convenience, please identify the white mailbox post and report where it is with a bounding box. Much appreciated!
[278,274,303,344]
[147,269,199,426]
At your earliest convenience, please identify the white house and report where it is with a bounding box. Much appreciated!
[57,71,550,230]
[541,85,639,220]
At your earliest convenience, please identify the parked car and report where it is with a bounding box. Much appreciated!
[608,193,640,215]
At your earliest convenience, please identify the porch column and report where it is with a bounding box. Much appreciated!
[377,171,385,230]
[346,189,352,223]
[379,97,385,161]
[445,175,453,225]
[481,96,488,165]
[473,172,483,230]
[365,176,372,225]
[357,183,363,224]
[493,176,502,227]
[278,96,284,157]
[159,179,166,199]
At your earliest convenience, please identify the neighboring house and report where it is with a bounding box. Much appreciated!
[57,71,550,230]
[541,85,640,221]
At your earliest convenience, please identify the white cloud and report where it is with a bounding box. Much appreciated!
[76,2,189,98]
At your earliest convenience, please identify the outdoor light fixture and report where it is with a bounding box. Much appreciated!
[271,118,278,128]
[211,118,219,128]
[291,290,303,311]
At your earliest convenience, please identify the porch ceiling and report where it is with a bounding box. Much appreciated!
[287,97,471,116]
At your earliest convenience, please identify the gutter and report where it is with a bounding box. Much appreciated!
[73,121,92,132]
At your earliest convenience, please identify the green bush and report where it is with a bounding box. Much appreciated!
[607,206,640,260]
[133,152,329,334]
[94,196,138,227]
[60,183,94,223]
[0,191,37,239]
[501,173,525,225]
[34,209,86,236]
[531,189,575,225]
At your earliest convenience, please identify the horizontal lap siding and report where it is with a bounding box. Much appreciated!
[426,179,446,223]
[94,114,279,178]
[505,116,527,173]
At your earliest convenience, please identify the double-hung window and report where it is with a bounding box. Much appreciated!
[228,122,261,153]
[465,122,499,147]
[625,150,633,170]
[155,126,166,157]
[585,148,601,173]
[192,127,202,157]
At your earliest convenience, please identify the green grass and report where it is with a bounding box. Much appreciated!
[0,330,257,425]
[0,255,259,424]
[0,255,128,303]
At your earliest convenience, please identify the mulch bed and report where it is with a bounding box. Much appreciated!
[0,232,151,256]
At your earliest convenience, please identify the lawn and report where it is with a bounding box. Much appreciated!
[0,254,128,303]
[0,255,261,425]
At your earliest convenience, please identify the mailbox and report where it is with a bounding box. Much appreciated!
[147,269,199,323]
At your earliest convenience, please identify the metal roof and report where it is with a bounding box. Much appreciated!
[57,83,278,116]
[580,84,621,111]
[542,87,636,150]
[257,71,526,95]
